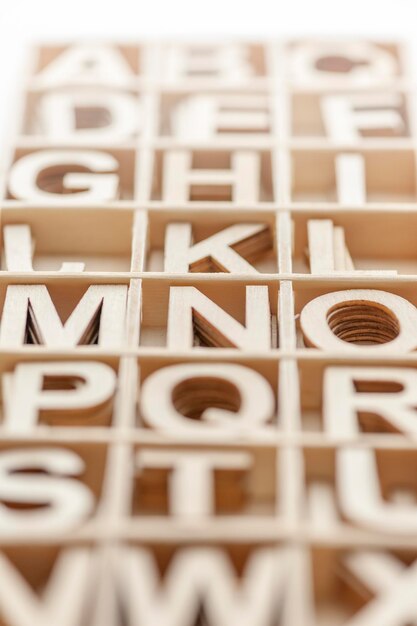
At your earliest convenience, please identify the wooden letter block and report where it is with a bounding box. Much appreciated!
[117,545,285,626]
[300,289,417,353]
[171,94,270,140]
[321,93,405,141]
[0,548,95,626]
[343,550,417,625]
[140,362,275,435]
[324,366,417,436]
[0,284,128,348]
[8,150,120,203]
[167,285,271,350]
[164,222,270,273]
[162,149,261,203]
[0,447,93,537]
[36,89,141,142]
[307,219,396,275]
[337,447,417,534]
[165,43,256,83]
[335,153,366,205]
[290,41,398,87]
[3,361,116,432]
[35,43,136,87]
[3,224,85,272]
[136,449,251,519]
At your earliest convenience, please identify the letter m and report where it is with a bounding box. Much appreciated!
[0,284,127,348]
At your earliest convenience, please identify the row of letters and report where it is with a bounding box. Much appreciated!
[6,148,413,203]
[30,41,404,86]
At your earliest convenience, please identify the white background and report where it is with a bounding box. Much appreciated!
[0,0,417,141]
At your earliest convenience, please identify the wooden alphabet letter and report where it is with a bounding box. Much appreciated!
[164,222,270,273]
[324,366,417,436]
[291,41,397,86]
[167,285,271,350]
[300,289,417,353]
[0,548,95,626]
[140,362,275,436]
[136,449,251,519]
[165,44,254,83]
[117,546,287,626]
[307,219,396,275]
[37,89,140,142]
[335,153,366,205]
[0,448,93,536]
[4,361,116,432]
[337,447,417,534]
[0,284,128,348]
[162,150,261,203]
[322,93,405,141]
[3,224,85,272]
[8,150,120,203]
[343,550,417,626]
[171,94,269,139]
[35,44,136,87]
